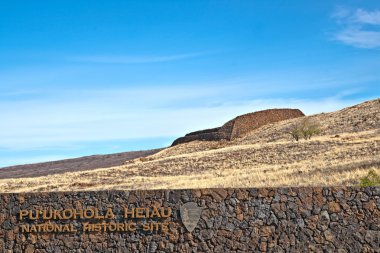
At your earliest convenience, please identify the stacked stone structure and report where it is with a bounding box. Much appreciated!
[172,108,305,146]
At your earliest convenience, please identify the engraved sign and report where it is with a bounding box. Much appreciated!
[17,207,172,233]
[180,202,202,232]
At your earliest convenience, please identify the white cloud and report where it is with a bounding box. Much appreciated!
[335,28,380,48]
[331,6,350,20]
[70,52,205,64]
[354,9,380,25]
[332,7,380,48]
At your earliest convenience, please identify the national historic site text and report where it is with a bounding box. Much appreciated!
[18,207,172,233]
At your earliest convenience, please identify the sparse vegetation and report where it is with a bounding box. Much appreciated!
[301,119,322,139]
[286,118,322,141]
[286,122,303,141]
[359,169,380,187]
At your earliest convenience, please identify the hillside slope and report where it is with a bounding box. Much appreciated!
[0,98,379,192]
[0,149,163,179]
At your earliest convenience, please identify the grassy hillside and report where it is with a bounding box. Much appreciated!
[0,98,379,193]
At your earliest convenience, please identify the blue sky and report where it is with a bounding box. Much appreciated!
[1,1,380,167]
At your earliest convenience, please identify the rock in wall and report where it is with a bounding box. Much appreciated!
[172,108,305,146]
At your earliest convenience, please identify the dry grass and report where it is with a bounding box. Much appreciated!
[0,130,378,193]
[0,98,379,193]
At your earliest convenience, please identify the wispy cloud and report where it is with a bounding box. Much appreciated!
[354,9,380,25]
[335,28,380,48]
[332,7,380,48]
[0,84,369,151]
[70,52,205,64]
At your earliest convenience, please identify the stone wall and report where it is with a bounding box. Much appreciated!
[0,187,379,252]
[224,109,305,140]
[172,109,305,146]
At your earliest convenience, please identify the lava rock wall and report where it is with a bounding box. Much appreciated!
[0,187,379,252]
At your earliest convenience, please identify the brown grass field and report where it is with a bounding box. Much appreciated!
[0,98,379,193]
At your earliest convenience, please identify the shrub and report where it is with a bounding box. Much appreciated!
[286,118,321,141]
[359,170,380,187]
[286,122,303,141]
[301,119,322,140]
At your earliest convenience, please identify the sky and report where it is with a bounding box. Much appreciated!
[1,1,380,167]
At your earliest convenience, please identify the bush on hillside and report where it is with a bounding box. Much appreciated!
[359,170,380,187]
[286,122,303,141]
[286,118,321,141]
